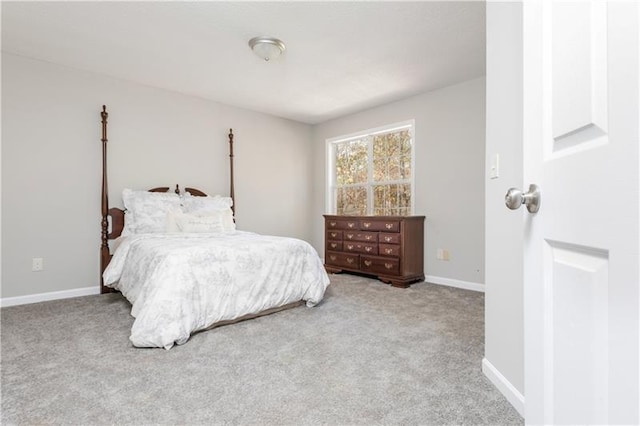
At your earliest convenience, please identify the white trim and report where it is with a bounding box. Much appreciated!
[1,286,100,308]
[482,357,525,417]
[325,137,335,214]
[424,275,485,292]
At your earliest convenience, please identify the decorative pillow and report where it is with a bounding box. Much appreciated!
[182,193,235,232]
[185,207,235,232]
[122,189,182,235]
[182,192,233,211]
[164,208,182,233]
[175,212,225,233]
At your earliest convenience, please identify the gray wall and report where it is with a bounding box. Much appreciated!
[1,53,313,299]
[485,1,524,398]
[311,78,486,288]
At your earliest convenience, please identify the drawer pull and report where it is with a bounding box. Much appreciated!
[348,223,355,228]
[331,232,338,238]
[347,244,354,250]
[346,234,354,239]
[329,255,337,261]
[364,260,372,266]
[365,235,372,240]
[385,248,393,254]
[384,263,394,269]
[363,222,371,228]
[384,236,392,242]
[329,221,337,227]
[330,243,337,248]
[385,223,393,229]
[347,258,355,264]
[365,247,372,252]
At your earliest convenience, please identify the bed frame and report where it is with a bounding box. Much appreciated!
[99,105,235,294]
[98,105,305,336]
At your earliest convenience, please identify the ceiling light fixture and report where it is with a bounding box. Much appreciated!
[248,36,286,62]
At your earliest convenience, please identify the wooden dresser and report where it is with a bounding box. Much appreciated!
[323,215,425,288]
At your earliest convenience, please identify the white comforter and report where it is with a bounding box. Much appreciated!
[103,231,330,349]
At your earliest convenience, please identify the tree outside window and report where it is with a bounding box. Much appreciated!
[328,122,414,216]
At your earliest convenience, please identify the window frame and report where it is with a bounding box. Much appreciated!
[325,119,416,216]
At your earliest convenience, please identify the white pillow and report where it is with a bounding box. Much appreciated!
[165,209,182,233]
[182,192,233,212]
[182,193,235,232]
[122,189,182,235]
[214,208,235,232]
[175,212,225,233]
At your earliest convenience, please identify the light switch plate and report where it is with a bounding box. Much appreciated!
[490,153,500,179]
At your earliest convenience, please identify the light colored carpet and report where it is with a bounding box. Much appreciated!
[1,274,522,425]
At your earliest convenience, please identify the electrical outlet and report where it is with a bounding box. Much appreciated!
[32,258,44,272]
[437,249,450,261]
[442,249,450,261]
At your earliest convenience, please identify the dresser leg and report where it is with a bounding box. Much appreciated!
[379,277,409,288]
[324,266,343,274]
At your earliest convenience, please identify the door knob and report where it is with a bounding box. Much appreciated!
[505,184,541,213]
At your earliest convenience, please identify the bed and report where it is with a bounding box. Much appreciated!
[98,106,330,349]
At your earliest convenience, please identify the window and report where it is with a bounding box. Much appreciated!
[327,121,414,216]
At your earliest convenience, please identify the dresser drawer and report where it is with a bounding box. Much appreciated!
[326,241,343,251]
[326,219,359,230]
[360,220,400,232]
[343,231,378,242]
[379,233,401,244]
[326,230,343,241]
[326,219,340,229]
[379,244,400,257]
[344,242,378,255]
[361,256,400,275]
[326,251,359,269]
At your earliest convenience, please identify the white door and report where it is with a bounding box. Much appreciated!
[522,1,639,424]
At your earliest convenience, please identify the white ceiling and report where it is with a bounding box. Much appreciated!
[1,1,486,124]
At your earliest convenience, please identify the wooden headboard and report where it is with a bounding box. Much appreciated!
[99,105,235,294]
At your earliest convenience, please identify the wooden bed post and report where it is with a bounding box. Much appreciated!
[98,115,237,294]
[100,105,111,294]
[229,129,235,216]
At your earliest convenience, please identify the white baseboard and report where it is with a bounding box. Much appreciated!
[482,357,525,417]
[424,275,484,292]
[1,286,100,308]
